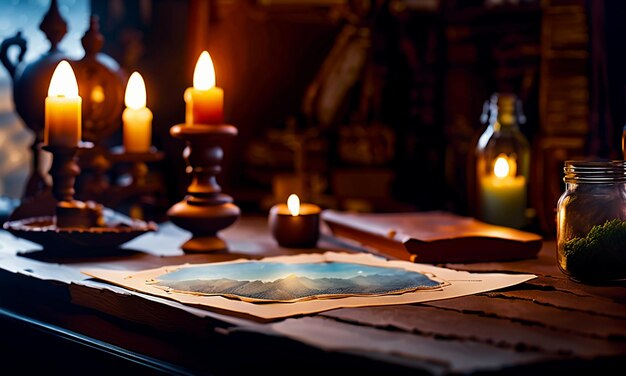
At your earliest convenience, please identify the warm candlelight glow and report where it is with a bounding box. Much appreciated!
[481,153,526,228]
[287,194,300,216]
[125,72,147,109]
[91,85,105,103]
[48,60,78,97]
[493,154,517,179]
[494,155,510,178]
[45,60,81,147]
[123,71,152,153]
[193,51,216,90]
[185,51,223,125]
[269,193,321,247]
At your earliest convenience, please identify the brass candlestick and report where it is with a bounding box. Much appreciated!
[167,124,240,252]
[42,142,103,229]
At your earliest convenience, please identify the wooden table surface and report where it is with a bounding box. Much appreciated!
[0,215,625,375]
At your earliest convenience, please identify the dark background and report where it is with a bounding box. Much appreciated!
[3,0,626,238]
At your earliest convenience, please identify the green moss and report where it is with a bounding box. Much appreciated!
[562,219,626,281]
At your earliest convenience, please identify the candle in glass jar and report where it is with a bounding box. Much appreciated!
[479,154,527,228]
[269,194,321,248]
[45,60,81,147]
[123,72,153,153]
[184,51,224,125]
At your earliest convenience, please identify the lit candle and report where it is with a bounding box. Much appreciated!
[184,51,224,125]
[479,153,527,228]
[269,194,321,248]
[123,72,153,153]
[45,60,81,147]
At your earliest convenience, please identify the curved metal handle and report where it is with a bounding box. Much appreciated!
[0,31,27,78]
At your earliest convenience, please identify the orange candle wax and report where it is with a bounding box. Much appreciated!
[185,51,224,125]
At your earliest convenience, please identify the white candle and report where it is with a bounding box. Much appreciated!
[45,60,81,147]
[479,154,527,228]
[123,72,153,153]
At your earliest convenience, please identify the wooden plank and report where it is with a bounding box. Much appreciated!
[320,305,626,357]
[0,307,200,376]
[444,262,626,304]
[424,295,626,339]
[485,289,626,319]
[525,276,626,304]
[264,316,561,374]
[69,281,256,334]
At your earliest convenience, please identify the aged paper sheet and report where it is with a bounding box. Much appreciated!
[83,252,536,320]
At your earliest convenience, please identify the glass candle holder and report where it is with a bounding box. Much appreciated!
[556,160,626,282]
[475,93,530,229]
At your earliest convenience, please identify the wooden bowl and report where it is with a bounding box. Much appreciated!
[2,210,158,252]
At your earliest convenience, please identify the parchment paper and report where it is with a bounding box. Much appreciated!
[83,252,536,320]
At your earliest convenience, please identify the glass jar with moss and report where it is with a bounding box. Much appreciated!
[557,161,626,282]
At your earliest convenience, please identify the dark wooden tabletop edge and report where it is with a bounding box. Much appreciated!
[0,306,198,375]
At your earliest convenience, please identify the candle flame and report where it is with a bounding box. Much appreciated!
[494,154,511,178]
[91,85,105,103]
[287,194,300,216]
[193,51,216,90]
[48,60,79,97]
[125,72,147,109]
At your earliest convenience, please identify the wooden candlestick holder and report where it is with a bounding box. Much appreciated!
[167,124,241,252]
[42,142,103,228]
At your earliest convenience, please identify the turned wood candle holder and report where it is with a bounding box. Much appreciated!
[167,124,241,252]
[42,142,103,228]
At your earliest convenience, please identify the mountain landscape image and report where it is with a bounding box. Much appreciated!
[153,261,444,302]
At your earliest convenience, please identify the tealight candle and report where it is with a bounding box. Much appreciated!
[184,51,224,125]
[123,72,153,153]
[269,194,321,248]
[45,60,81,147]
